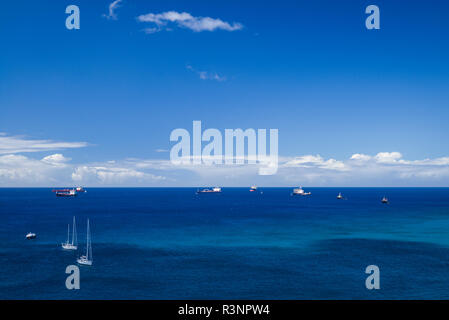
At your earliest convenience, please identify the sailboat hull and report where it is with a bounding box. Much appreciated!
[62,244,77,250]
[77,258,92,265]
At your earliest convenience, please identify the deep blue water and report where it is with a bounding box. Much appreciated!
[1,188,449,299]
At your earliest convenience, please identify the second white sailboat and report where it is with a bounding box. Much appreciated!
[77,219,93,266]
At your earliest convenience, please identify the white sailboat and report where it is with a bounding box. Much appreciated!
[62,216,78,250]
[77,219,93,266]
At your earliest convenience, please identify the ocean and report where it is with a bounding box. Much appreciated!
[1,187,449,299]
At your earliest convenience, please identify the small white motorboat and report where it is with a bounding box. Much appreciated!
[26,232,36,239]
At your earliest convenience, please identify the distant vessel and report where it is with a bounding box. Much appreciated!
[62,216,78,250]
[337,192,343,199]
[77,219,93,266]
[53,189,77,197]
[250,185,257,192]
[75,187,86,193]
[381,196,389,204]
[197,187,222,194]
[25,232,36,239]
[292,187,311,196]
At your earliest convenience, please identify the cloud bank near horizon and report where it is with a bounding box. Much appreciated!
[1,134,449,187]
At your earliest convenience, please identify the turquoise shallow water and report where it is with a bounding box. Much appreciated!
[1,187,449,299]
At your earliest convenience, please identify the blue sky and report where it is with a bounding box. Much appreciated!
[1,0,449,186]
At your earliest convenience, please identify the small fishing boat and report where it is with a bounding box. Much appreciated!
[337,192,343,199]
[62,216,78,250]
[250,185,257,192]
[77,219,93,266]
[381,196,389,204]
[26,232,36,239]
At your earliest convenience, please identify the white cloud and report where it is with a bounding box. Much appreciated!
[41,154,71,166]
[0,134,87,154]
[283,155,347,171]
[137,11,243,33]
[0,154,72,186]
[0,153,166,187]
[412,157,449,166]
[186,65,226,82]
[1,142,449,186]
[374,152,403,164]
[103,0,123,20]
[71,165,165,185]
[350,153,372,161]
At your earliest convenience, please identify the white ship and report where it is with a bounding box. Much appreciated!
[25,232,36,239]
[292,187,311,196]
[197,187,222,193]
[62,216,78,250]
[337,192,343,199]
[54,189,77,197]
[381,196,389,204]
[77,219,93,266]
[250,185,257,192]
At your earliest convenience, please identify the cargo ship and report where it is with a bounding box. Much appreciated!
[196,187,222,194]
[53,189,77,197]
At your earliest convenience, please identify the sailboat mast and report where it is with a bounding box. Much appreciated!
[71,216,75,245]
[67,224,70,244]
[86,219,90,260]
